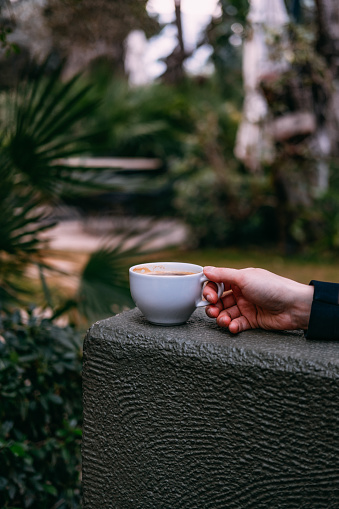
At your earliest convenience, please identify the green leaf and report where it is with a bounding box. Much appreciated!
[9,442,27,457]
[42,483,58,496]
[48,394,63,405]
[0,476,8,490]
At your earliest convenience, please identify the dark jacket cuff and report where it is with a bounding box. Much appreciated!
[305,280,339,341]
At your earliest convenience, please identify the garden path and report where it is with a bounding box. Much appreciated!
[45,216,188,253]
[39,216,188,291]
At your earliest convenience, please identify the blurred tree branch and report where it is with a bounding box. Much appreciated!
[160,0,191,84]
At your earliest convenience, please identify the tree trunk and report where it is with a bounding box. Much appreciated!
[161,0,187,84]
[235,0,339,250]
[234,0,290,172]
[236,0,339,177]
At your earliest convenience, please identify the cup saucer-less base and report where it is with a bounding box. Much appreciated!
[148,320,187,326]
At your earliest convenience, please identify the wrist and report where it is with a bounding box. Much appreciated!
[293,284,314,330]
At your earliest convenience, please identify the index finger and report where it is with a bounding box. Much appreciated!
[204,266,240,288]
[203,282,219,304]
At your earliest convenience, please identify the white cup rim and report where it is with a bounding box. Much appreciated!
[129,261,203,277]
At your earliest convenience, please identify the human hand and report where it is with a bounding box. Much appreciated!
[203,266,314,334]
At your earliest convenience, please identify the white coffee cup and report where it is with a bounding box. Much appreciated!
[129,262,224,326]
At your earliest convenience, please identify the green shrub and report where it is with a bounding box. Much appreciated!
[0,308,83,508]
[173,163,276,248]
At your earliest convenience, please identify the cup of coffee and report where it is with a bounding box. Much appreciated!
[129,262,224,326]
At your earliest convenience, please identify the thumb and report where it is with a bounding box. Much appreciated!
[204,266,240,289]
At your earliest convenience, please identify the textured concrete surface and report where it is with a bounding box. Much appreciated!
[83,308,339,509]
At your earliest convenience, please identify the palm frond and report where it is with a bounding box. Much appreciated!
[28,72,80,138]
[15,63,63,134]
[75,244,133,322]
[0,258,34,306]
[37,87,97,145]
[4,61,101,198]
[0,185,54,256]
[60,220,170,324]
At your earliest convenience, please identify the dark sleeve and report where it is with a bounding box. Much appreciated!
[305,280,339,340]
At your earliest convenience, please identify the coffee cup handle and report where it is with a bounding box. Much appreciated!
[196,275,224,308]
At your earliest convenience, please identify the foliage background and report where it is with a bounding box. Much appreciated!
[0,309,82,508]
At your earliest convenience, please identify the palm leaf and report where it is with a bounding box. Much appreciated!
[37,87,97,145]
[56,221,171,324]
[28,72,79,137]
[0,168,54,257]
[75,244,133,322]
[4,61,101,197]
[15,63,63,133]
[0,258,35,306]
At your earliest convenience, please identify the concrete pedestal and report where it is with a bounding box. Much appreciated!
[82,308,339,508]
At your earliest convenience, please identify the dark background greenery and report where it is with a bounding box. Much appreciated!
[0,309,82,508]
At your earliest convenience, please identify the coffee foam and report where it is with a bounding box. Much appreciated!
[133,267,197,276]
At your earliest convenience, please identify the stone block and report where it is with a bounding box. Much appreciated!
[82,308,339,508]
